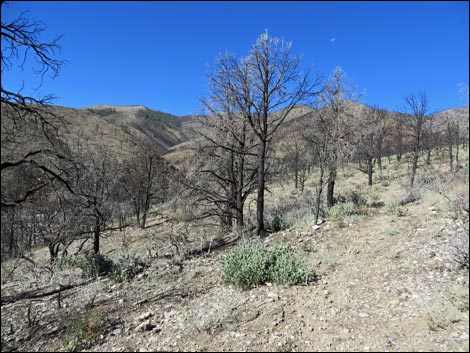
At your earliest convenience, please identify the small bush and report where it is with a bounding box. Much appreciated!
[220,242,271,290]
[269,242,309,286]
[328,202,354,220]
[54,256,78,272]
[349,191,368,207]
[368,193,385,208]
[220,241,310,290]
[400,187,422,205]
[79,254,114,279]
[265,191,316,232]
[266,214,290,232]
[110,253,146,282]
[451,228,469,270]
[333,193,347,205]
[388,202,408,217]
[381,180,390,187]
[343,172,354,178]
[62,309,106,351]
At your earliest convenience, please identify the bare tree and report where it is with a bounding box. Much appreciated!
[277,130,310,191]
[121,139,169,229]
[355,106,391,185]
[401,92,434,188]
[244,31,321,236]
[1,9,69,208]
[199,33,321,236]
[314,67,360,207]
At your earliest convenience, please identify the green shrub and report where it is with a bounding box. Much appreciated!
[54,255,78,272]
[110,253,145,283]
[349,191,368,206]
[79,254,114,279]
[220,241,310,290]
[368,193,385,208]
[400,187,421,205]
[220,242,271,290]
[388,202,408,217]
[333,193,347,205]
[343,172,354,178]
[62,309,106,351]
[328,202,354,220]
[266,214,290,232]
[381,180,390,187]
[269,242,309,286]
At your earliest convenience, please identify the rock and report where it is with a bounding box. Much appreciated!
[312,225,321,231]
[358,313,369,318]
[163,310,177,320]
[137,311,153,321]
[267,292,278,301]
[112,328,122,336]
[136,320,156,332]
[152,326,162,334]
[461,334,469,340]
[415,228,427,235]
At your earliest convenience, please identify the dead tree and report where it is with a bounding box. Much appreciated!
[314,67,360,207]
[401,92,433,188]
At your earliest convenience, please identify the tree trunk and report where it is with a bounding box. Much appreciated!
[449,141,454,172]
[256,140,267,237]
[314,168,325,225]
[410,149,419,188]
[367,157,373,186]
[93,222,100,254]
[377,156,382,177]
[236,156,244,234]
[326,167,336,207]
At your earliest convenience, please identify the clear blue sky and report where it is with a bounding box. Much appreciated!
[2,1,469,116]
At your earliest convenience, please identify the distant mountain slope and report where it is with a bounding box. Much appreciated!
[82,104,192,154]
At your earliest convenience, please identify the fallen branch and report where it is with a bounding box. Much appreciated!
[1,278,95,306]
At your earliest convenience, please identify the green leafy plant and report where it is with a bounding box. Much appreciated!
[269,242,309,286]
[54,255,78,272]
[381,179,390,187]
[79,254,114,279]
[220,241,310,290]
[387,202,408,217]
[220,242,271,290]
[349,190,368,206]
[110,253,146,282]
[62,309,106,351]
[368,192,385,208]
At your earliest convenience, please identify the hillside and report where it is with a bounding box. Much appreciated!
[1,146,468,352]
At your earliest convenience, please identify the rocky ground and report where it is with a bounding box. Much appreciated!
[1,160,469,352]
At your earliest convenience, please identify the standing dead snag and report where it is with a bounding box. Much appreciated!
[309,67,360,207]
[400,92,434,188]
[199,32,321,236]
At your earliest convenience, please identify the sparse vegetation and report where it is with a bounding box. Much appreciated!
[62,309,106,351]
[387,202,408,217]
[1,5,468,353]
[220,241,310,290]
[78,254,114,279]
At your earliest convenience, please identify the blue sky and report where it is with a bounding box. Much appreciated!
[2,1,469,116]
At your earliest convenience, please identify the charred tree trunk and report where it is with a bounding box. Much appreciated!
[256,139,267,237]
[93,221,100,254]
[326,166,337,207]
[367,157,373,186]
[314,168,325,225]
